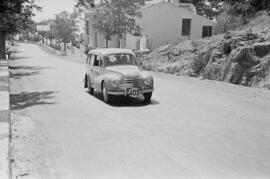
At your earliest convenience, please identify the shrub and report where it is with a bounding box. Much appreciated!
[214,11,242,34]
[248,11,270,28]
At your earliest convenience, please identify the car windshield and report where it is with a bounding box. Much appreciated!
[104,53,137,67]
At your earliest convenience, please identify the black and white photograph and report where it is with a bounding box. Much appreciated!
[1,0,270,178]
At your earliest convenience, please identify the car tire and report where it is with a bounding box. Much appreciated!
[102,83,111,104]
[143,92,152,104]
[87,77,94,95]
[84,75,88,88]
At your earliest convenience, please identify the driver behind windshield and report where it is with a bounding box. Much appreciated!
[104,54,136,67]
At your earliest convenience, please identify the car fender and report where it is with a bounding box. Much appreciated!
[140,71,152,79]
[93,74,105,92]
[101,73,123,91]
[140,71,154,87]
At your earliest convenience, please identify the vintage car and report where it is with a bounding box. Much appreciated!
[84,48,154,104]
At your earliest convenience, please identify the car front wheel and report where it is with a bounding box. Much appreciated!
[143,92,152,104]
[102,83,111,104]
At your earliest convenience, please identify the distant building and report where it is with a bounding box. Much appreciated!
[85,0,215,50]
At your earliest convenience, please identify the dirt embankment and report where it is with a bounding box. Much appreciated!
[140,12,270,89]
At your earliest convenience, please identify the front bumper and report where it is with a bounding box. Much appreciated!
[107,88,154,96]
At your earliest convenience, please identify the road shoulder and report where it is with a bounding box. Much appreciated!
[0,60,11,179]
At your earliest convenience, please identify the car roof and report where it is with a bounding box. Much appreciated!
[88,48,135,56]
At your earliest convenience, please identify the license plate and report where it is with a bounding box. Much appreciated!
[128,88,142,97]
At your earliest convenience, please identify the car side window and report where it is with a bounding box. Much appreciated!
[93,55,99,67]
[90,54,95,66]
[97,56,103,67]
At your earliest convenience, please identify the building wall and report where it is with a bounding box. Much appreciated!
[126,34,148,51]
[134,2,214,49]
[126,34,138,50]
[85,2,214,50]
[96,34,126,49]
[189,14,214,40]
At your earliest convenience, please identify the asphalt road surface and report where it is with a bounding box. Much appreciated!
[9,43,270,179]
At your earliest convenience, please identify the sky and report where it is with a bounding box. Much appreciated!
[33,0,77,22]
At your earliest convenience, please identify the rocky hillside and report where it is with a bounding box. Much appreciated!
[140,12,270,89]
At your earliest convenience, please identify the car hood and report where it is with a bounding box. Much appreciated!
[105,65,141,78]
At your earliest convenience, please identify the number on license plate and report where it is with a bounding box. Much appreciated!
[129,88,142,97]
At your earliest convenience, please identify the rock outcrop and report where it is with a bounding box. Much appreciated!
[140,14,270,90]
[192,32,270,89]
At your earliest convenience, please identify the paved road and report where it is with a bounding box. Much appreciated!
[10,43,270,179]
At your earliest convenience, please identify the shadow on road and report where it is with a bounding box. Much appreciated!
[10,50,23,53]
[10,71,40,79]
[10,91,57,110]
[9,66,53,79]
[10,56,30,60]
[9,66,53,70]
[89,91,159,107]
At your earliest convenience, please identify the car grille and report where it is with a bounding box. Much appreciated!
[121,77,144,89]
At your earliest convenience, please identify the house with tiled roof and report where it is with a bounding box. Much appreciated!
[85,0,215,50]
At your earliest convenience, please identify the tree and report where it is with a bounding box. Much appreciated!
[75,0,95,11]
[250,0,270,11]
[93,4,116,47]
[220,0,270,25]
[189,0,223,19]
[52,11,77,54]
[214,0,270,33]
[76,0,145,48]
[28,21,38,41]
[37,19,53,44]
[193,0,270,20]
[228,0,270,15]
[44,30,55,47]
[0,0,40,59]
[178,0,224,19]
[19,20,38,41]
[225,0,254,17]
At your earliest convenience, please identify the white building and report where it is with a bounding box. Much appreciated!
[85,0,215,50]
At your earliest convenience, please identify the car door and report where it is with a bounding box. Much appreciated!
[92,54,104,90]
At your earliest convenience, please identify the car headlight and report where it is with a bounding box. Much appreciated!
[111,80,120,88]
[144,77,152,86]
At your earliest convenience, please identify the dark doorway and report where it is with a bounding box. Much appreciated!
[182,19,191,36]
